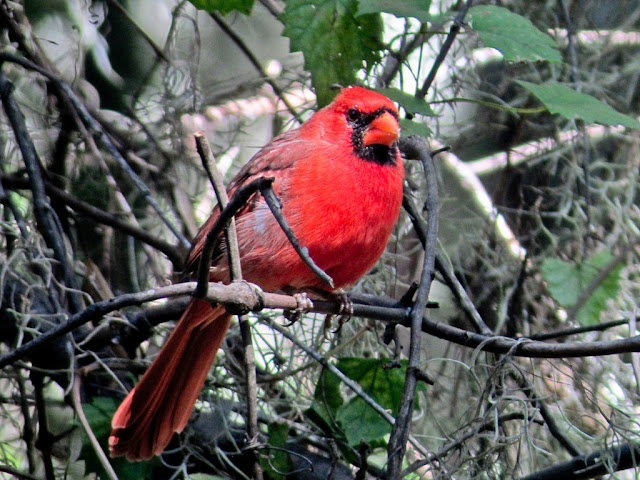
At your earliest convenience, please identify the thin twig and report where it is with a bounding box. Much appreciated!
[194,132,242,281]
[264,317,431,459]
[1,174,183,267]
[104,0,170,62]
[513,366,582,457]
[16,373,37,474]
[31,373,55,480]
[416,0,474,100]
[387,136,438,477]
[516,442,640,480]
[566,244,632,321]
[71,375,118,480]
[403,188,492,334]
[0,465,40,480]
[194,176,274,298]
[529,319,627,341]
[259,183,334,288]
[403,412,541,475]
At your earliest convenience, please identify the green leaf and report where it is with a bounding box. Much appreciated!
[281,0,383,107]
[399,118,432,138]
[336,397,391,446]
[261,423,293,480]
[305,366,344,434]
[357,0,433,22]
[306,358,425,447]
[376,88,435,117]
[542,250,623,326]
[516,80,640,129]
[469,6,562,63]
[188,0,254,15]
[335,358,424,446]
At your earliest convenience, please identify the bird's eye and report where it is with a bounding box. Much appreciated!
[346,108,361,122]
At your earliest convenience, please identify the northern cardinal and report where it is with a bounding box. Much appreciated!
[109,86,404,460]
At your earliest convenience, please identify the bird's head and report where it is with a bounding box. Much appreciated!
[316,86,401,166]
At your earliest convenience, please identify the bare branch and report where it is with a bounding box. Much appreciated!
[388,136,439,477]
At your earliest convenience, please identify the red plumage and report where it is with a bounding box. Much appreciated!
[109,86,404,460]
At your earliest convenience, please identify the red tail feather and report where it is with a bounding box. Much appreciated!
[109,299,231,460]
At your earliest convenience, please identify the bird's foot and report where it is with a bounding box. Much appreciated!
[283,292,314,326]
[323,292,354,337]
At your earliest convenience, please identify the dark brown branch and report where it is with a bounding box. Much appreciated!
[4,282,640,378]
[259,182,334,288]
[31,373,55,480]
[194,132,242,282]
[194,176,274,299]
[403,186,492,335]
[517,442,640,480]
[529,319,628,341]
[377,23,432,89]
[0,464,40,480]
[516,370,582,457]
[388,136,438,477]
[264,317,430,458]
[193,132,263,480]
[404,411,542,475]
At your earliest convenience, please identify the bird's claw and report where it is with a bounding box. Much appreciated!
[283,292,314,326]
[323,293,354,337]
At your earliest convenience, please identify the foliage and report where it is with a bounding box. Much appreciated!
[542,250,624,325]
[517,80,640,128]
[280,0,383,106]
[189,0,255,15]
[469,5,562,63]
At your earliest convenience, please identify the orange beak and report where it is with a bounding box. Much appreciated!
[363,111,400,147]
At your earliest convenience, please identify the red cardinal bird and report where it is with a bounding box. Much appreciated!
[109,86,404,460]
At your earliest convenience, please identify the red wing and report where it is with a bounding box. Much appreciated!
[184,130,306,275]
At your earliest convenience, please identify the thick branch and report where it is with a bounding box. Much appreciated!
[3,281,640,372]
[517,442,640,480]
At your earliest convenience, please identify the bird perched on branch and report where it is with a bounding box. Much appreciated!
[109,86,404,460]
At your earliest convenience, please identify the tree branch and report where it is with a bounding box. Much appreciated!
[388,136,438,477]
